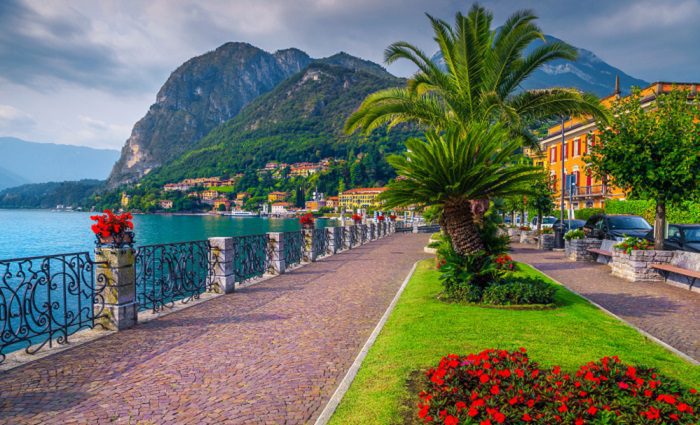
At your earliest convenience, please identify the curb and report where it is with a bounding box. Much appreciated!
[313,260,420,425]
[529,264,700,366]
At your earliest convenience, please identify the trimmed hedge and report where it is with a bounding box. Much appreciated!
[481,277,556,305]
[605,199,700,224]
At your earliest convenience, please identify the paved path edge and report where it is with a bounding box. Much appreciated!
[524,262,700,366]
[313,260,421,425]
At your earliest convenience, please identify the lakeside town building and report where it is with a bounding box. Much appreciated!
[340,187,387,210]
[267,191,289,202]
[527,81,699,210]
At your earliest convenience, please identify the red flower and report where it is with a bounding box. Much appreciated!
[587,406,597,416]
[299,213,314,226]
[444,415,458,425]
[522,413,532,422]
[490,385,500,395]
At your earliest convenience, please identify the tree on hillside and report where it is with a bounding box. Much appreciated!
[587,88,700,249]
[345,4,608,147]
[381,123,541,255]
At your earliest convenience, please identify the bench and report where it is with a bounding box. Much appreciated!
[587,240,615,264]
[651,263,700,290]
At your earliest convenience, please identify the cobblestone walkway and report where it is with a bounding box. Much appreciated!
[511,244,700,362]
[0,234,430,425]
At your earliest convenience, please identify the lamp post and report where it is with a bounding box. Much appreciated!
[560,117,566,225]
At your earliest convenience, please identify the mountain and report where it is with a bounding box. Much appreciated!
[432,34,648,97]
[145,60,413,185]
[107,42,312,187]
[0,137,119,190]
[0,180,103,209]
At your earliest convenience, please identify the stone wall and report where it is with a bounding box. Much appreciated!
[610,249,674,282]
[538,234,555,250]
[666,251,700,293]
[564,238,602,261]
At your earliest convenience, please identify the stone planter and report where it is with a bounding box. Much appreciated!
[97,231,134,248]
[564,238,602,261]
[610,249,674,282]
[519,231,537,244]
[538,233,555,250]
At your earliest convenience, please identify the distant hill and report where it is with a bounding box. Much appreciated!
[0,137,119,190]
[432,34,648,97]
[0,179,103,209]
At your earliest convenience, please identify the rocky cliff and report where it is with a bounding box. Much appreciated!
[107,42,311,187]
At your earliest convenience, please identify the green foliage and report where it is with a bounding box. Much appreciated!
[478,208,510,255]
[438,251,498,301]
[604,199,700,224]
[573,207,604,221]
[614,236,653,254]
[481,277,556,305]
[421,205,443,225]
[564,229,585,241]
[0,180,103,209]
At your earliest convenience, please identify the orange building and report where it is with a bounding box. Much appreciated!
[529,81,699,210]
[267,191,289,202]
[339,187,388,210]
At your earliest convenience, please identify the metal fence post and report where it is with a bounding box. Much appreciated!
[209,237,235,293]
[94,247,138,331]
[267,232,285,274]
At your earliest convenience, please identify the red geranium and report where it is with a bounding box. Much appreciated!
[389,214,397,221]
[90,209,133,238]
[377,214,386,221]
[351,213,363,223]
[493,254,515,271]
[300,212,314,227]
[417,349,699,424]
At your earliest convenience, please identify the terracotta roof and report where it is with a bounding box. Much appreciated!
[342,187,387,194]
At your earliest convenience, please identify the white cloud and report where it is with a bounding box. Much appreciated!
[0,104,35,132]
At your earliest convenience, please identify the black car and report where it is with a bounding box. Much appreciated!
[664,224,700,253]
[582,214,654,241]
[553,219,586,232]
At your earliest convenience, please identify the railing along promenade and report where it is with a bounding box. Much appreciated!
[0,221,396,364]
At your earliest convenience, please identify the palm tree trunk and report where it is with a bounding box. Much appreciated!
[443,198,484,255]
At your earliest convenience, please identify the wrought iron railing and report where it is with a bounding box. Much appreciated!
[345,226,355,248]
[135,240,213,313]
[353,225,362,246]
[312,228,328,258]
[283,231,304,268]
[0,252,104,363]
[329,227,342,255]
[232,234,268,283]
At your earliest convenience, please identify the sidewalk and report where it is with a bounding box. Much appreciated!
[0,234,430,425]
[511,244,700,362]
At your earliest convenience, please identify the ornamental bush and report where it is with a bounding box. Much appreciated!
[417,348,699,424]
[614,236,653,254]
[481,277,556,305]
[564,229,585,241]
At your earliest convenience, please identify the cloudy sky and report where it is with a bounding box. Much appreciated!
[1,0,698,151]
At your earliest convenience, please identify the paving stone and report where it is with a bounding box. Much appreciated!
[511,243,700,362]
[0,234,430,424]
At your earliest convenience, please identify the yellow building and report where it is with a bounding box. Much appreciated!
[529,81,699,210]
[120,192,131,208]
[339,187,387,210]
[268,191,289,202]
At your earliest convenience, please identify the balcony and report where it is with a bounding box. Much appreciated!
[558,185,624,199]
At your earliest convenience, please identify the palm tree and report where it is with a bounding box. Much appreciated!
[345,4,608,145]
[382,123,541,255]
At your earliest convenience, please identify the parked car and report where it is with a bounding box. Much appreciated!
[531,216,557,229]
[553,219,586,232]
[582,214,654,241]
[664,224,700,253]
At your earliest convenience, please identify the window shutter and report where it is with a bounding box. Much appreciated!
[578,138,582,156]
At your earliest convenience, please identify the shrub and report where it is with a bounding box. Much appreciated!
[564,229,585,241]
[481,277,556,305]
[438,251,498,300]
[417,348,699,424]
[493,254,515,272]
[605,199,700,225]
[574,207,604,221]
[539,227,553,234]
[615,236,653,254]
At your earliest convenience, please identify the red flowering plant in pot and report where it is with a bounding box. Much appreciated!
[299,212,315,229]
[351,213,363,224]
[90,210,134,248]
[389,214,397,221]
[377,214,386,222]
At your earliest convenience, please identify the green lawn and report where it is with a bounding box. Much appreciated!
[330,260,700,424]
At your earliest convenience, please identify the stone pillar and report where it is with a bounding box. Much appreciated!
[327,227,340,254]
[370,223,376,240]
[267,232,285,275]
[303,229,317,262]
[94,247,137,331]
[343,225,354,250]
[209,237,235,293]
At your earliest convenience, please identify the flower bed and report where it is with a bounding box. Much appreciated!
[417,348,699,424]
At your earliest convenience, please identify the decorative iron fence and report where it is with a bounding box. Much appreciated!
[345,226,355,247]
[328,227,342,255]
[353,225,362,246]
[232,234,268,283]
[312,228,328,258]
[283,231,304,268]
[135,240,213,313]
[0,252,104,363]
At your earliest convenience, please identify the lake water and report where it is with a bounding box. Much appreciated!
[0,210,332,260]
